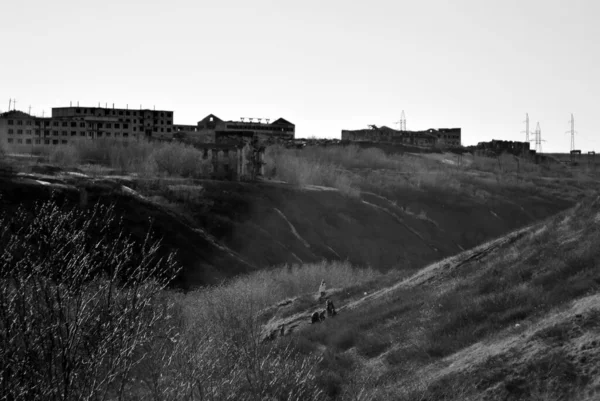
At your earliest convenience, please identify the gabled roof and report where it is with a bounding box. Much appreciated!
[198,114,223,124]
[271,118,294,126]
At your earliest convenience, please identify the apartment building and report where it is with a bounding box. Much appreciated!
[0,106,177,147]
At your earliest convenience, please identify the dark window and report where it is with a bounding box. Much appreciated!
[106,123,112,128]
[71,122,77,127]
[167,128,171,133]
[7,138,13,143]
[17,139,22,144]
[8,129,13,134]
[62,140,67,144]
[79,132,85,137]
[53,121,59,126]
[123,133,129,137]
[26,120,32,125]
[106,132,111,137]
[119,111,123,115]
[17,130,23,135]
[26,139,31,144]
[26,130,32,135]
[123,123,128,129]
[53,131,59,136]
[17,120,23,125]
[62,122,68,127]
[35,139,40,144]
[115,123,120,128]
[52,140,59,145]
[76,109,81,113]
[44,139,50,145]
[98,132,103,137]
[8,120,13,125]
[80,122,85,127]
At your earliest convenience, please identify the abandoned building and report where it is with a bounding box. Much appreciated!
[0,105,177,147]
[341,125,461,147]
[1,105,296,149]
[472,140,532,157]
[178,114,295,144]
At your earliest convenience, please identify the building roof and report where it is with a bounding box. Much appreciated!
[271,118,294,126]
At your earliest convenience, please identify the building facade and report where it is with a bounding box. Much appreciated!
[191,114,295,144]
[1,107,295,149]
[341,125,461,147]
[0,106,179,149]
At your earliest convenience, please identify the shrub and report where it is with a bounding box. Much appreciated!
[0,198,180,401]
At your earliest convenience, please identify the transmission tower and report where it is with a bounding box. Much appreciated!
[521,113,529,142]
[529,122,546,153]
[566,113,577,151]
[394,110,406,131]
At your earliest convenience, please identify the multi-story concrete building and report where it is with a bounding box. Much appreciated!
[1,106,296,149]
[341,125,461,147]
[52,106,175,140]
[190,114,295,144]
[0,105,178,148]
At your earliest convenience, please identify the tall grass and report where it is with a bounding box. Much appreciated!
[264,144,593,200]
[185,260,379,316]
[38,138,212,178]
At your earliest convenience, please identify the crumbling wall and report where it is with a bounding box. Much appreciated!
[341,128,438,146]
[474,140,531,157]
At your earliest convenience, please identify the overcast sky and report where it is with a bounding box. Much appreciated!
[1,0,598,152]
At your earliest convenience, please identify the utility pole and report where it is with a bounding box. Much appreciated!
[566,113,577,151]
[8,99,11,110]
[13,99,17,111]
[401,110,406,131]
[521,113,529,142]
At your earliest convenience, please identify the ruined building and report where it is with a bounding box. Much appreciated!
[0,106,176,147]
[341,125,461,147]
[0,106,295,148]
[176,114,295,144]
[472,140,532,157]
[0,105,289,182]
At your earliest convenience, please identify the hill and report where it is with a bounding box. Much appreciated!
[258,195,600,400]
[0,147,590,289]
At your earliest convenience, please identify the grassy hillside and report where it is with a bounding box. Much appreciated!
[2,141,599,289]
[3,140,600,400]
[264,195,600,400]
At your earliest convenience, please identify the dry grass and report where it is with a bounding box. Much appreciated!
[263,144,594,201]
[183,260,379,319]
[285,196,600,400]
[6,138,212,179]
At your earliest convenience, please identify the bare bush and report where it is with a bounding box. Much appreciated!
[0,199,180,401]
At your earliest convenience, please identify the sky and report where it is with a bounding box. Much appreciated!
[1,0,598,153]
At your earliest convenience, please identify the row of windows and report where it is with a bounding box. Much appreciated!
[7,126,171,135]
[225,124,294,132]
[73,108,173,118]
[7,138,68,145]
[7,118,173,126]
